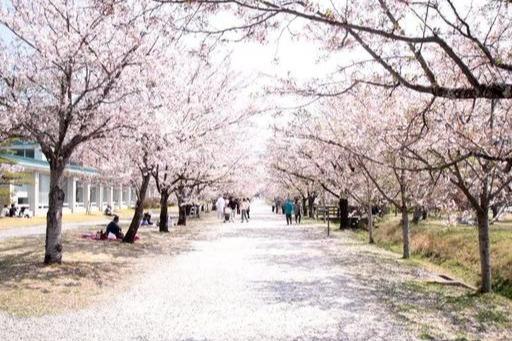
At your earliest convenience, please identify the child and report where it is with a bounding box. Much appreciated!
[224,205,231,223]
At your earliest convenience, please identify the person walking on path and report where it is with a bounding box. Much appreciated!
[284,198,294,225]
[246,198,251,220]
[216,195,225,220]
[223,203,231,223]
[294,198,302,224]
[240,199,249,223]
[275,197,281,214]
[229,197,237,222]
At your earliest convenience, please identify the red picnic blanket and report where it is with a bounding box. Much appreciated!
[80,232,140,241]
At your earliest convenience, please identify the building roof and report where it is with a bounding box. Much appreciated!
[8,141,39,148]
[0,153,98,175]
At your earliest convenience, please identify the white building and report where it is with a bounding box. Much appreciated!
[1,141,135,216]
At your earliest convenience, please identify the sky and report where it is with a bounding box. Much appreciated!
[212,17,343,156]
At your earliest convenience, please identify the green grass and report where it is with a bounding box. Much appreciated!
[476,309,508,325]
[351,214,512,299]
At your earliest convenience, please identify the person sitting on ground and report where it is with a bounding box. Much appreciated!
[9,203,17,217]
[105,215,124,239]
[104,204,113,216]
[142,212,153,225]
[1,205,9,217]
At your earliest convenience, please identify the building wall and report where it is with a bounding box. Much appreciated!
[3,143,135,216]
[10,170,135,216]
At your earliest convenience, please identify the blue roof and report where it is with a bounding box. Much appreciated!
[9,140,38,147]
[0,153,97,175]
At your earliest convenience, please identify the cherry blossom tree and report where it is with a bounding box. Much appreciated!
[0,0,163,263]
[161,0,512,101]
[401,98,512,293]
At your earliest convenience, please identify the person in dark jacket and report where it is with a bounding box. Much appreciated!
[9,203,17,217]
[106,215,123,239]
[294,198,302,224]
[229,197,237,221]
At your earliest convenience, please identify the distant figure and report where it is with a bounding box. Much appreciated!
[18,207,26,218]
[223,204,231,223]
[105,215,123,239]
[274,197,281,214]
[104,204,113,216]
[294,198,302,224]
[283,198,294,225]
[240,198,249,223]
[9,203,17,217]
[1,205,9,217]
[246,198,251,220]
[216,195,225,220]
[229,197,237,222]
[142,212,153,225]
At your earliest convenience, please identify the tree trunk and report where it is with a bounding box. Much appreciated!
[44,162,66,264]
[339,198,349,229]
[368,202,374,244]
[177,205,187,226]
[302,197,307,219]
[308,195,315,218]
[158,190,170,233]
[401,206,410,259]
[476,209,492,293]
[123,173,151,243]
[177,195,187,226]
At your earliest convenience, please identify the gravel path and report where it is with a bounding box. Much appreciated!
[0,201,508,340]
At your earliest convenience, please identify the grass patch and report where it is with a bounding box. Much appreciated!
[0,214,201,317]
[476,309,508,325]
[400,280,512,335]
[351,215,512,299]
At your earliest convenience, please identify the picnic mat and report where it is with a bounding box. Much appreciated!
[81,232,140,241]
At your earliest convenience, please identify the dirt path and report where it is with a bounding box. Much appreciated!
[0,201,510,340]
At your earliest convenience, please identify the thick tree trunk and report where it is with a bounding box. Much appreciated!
[177,205,187,226]
[401,206,410,259]
[123,173,151,243]
[44,163,66,264]
[302,197,307,219]
[177,195,187,226]
[159,190,170,233]
[367,202,374,244]
[339,198,349,229]
[308,195,315,218]
[476,209,492,293]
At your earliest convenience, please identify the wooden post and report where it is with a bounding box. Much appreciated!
[327,207,330,237]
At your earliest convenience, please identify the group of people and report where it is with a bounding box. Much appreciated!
[215,196,251,223]
[279,197,303,225]
[1,204,32,218]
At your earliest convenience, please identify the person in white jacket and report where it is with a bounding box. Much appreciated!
[216,195,225,220]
